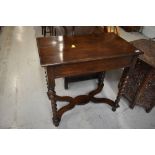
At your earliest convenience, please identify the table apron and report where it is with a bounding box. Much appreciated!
[48,56,133,78]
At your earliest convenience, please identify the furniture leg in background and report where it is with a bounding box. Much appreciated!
[41,26,53,37]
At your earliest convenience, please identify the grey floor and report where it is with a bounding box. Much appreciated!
[0,26,155,129]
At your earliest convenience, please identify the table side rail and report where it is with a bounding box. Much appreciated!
[49,56,133,78]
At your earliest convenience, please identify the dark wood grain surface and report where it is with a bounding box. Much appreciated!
[37,33,140,67]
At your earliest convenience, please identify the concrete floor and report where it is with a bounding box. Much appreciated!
[0,26,155,129]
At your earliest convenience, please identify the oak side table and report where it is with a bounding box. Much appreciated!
[36,33,142,126]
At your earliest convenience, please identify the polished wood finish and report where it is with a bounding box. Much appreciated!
[37,33,142,126]
[40,26,107,89]
[37,33,139,66]
[43,26,105,89]
[123,39,155,112]
[63,26,106,89]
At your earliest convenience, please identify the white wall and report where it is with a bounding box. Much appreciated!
[142,26,155,38]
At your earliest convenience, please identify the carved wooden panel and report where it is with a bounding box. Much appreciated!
[123,59,148,101]
[123,59,155,112]
[136,69,155,111]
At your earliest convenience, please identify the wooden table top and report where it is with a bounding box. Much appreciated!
[37,33,141,67]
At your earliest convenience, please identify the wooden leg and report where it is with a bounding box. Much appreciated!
[47,68,60,126]
[114,56,138,111]
[72,26,75,36]
[48,90,60,126]
[41,26,43,35]
[49,26,53,36]
[146,107,152,113]
[51,26,54,35]
[98,72,105,86]
[146,102,154,113]
[44,26,47,37]
[63,26,68,35]
[54,28,57,36]
[104,26,108,33]
[115,26,119,35]
[64,78,69,89]
[118,67,129,89]
[113,67,129,111]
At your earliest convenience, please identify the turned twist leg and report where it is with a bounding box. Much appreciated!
[113,56,138,111]
[47,68,60,126]
[98,72,105,87]
[113,68,129,111]
[48,89,60,126]
[118,67,129,89]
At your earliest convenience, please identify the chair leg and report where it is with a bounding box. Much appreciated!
[51,26,54,35]
[49,26,53,36]
[64,78,69,89]
[42,26,46,36]
[54,28,57,36]
[41,26,44,35]
[43,26,47,37]
[104,26,108,33]
[146,104,154,113]
[114,26,119,35]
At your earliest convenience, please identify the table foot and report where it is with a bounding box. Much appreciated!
[112,104,120,112]
[112,107,116,112]
[145,105,154,113]
[53,117,61,127]
[114,67,131,110]
[129,104,135,109]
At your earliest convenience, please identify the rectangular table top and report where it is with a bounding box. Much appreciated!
[36,33,142,67]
